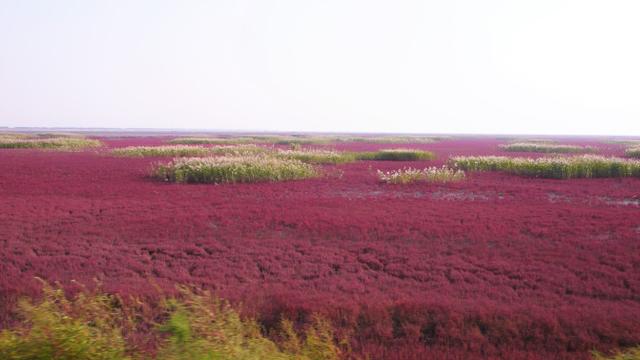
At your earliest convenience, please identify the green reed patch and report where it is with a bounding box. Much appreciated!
[625,146,640,158]
[154,155,318,183]
[378,166,465,184]
[499,142,594,153]
[450,155,640,179]
[357,148,436,161]
[0,135,102,150]
[336,135,450,143]
[111,145,212,157]
[209,144,271,156]
[0,282,340,360]
[592,346,640,360]
[276,149,356,164]
[168,137,258,145]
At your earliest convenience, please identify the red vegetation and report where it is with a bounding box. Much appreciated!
[1,137,639,359]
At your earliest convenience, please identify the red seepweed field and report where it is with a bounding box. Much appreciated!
[1,135,639,359]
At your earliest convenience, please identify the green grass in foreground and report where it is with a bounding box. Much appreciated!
[0,282,340,360]
[450,155,640,179]
[378,166,465,184]
[153,155,318,183]
[592,347,640,360]
[499,142,594,153]
[357,148,436,161]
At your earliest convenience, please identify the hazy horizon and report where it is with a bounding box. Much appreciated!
[1,1,639,136]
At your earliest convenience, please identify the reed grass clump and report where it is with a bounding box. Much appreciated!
[378,166,465,184]
[111,145,212,157]
[451,155,640,179]
[499,142,594,153]
[169,137,256,145]
[592,346,640,360]
[625,146,640,158]
[276,149,356,164]
[337,135,449,143]
[209,144,270,156]
[357,148,435,161]
[154,155,318,183]
[0,135,102,150]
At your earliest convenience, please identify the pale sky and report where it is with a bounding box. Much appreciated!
[1,1,639,135]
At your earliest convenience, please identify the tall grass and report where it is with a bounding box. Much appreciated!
[336,136,449,143]
[357,148,435,161]
[0,135,102,150]
[208,144,270,156]
[499,142,595,153]
[153,155,318,183]
[111,145,212,157]
[378,166,465,184]
[276,149,356,164]
[625,146,640,158]
[169,135,450,146]
[450,155,640,179]
[169,137,256,145]
[592,347,640,360]
[0,283,340,360]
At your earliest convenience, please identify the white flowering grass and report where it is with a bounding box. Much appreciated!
[625,146,640,158]
[153,155,318,183]
[357,148,435,161]
[378,166,465,184]
[111,145,212,157]
[0,135,102,150]
[499,142,594,153]
[451,155,640,179]
[276,149,356,164]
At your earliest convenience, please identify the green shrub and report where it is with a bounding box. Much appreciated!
[153,155,318,183]
[450,155,640,179]
[357,148,435,161]
[625,146,640,158]
[377,166,465,184]
[111,145,212,157]
[499,142,595,153]
[276,149,356,164]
